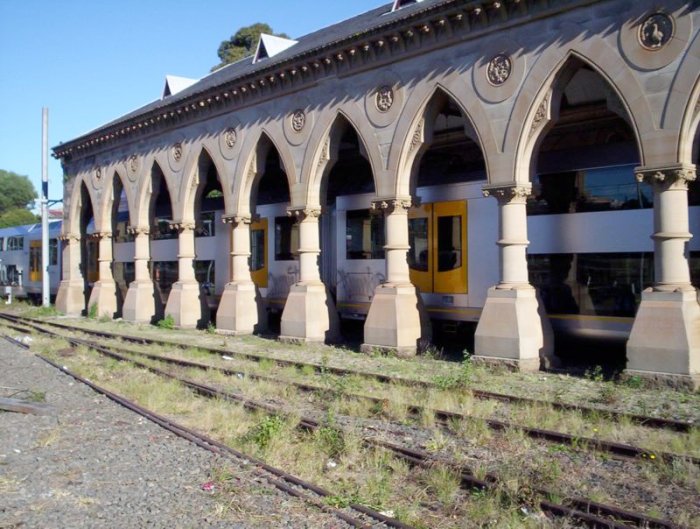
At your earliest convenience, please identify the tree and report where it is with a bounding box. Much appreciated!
[0,170,39,227]
[212,23,289,71]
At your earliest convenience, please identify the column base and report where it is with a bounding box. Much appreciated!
[122,280,157,324]
[87,280,117,319]
[279,282,339,343]
[626,288,699,390]
[473,286,555,372]
[55,280,84,316]
[216,281,264,335]
[362,284,423,357]
[165,280,209,329]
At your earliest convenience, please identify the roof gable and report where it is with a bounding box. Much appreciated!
[392,0,424,11]
[162,75,198,98]
[253,34,298,64]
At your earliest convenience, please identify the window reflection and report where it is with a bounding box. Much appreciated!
[346,209,385,260]
[408,217,429,271]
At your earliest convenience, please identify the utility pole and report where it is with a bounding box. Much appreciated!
[41,108,50,307]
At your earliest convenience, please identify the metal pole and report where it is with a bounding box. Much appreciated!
[41,108,50,307]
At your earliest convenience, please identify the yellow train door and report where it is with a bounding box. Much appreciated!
[250,218,268,288]
[29,241,41,282]
[408,200,467,294]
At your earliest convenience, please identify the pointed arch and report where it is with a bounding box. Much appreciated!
[96,168,132,234]
[232,128,295,217]
[66,172,99,237]
[177,144,230,223]
[133,160,176,228]
[301,109,381,208]
[508,46,648,183]
[391,83,489,198]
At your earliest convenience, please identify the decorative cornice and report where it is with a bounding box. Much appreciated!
[52,0,598,162]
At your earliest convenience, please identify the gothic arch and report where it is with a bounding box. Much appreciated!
[668,31,700,165]
[96,168,133,234]
[301,109,381,208]
[509,47,646,184]
[232,128,295,217]
[177,144,231,223]
[66,172,99,237]
[391,83,490,198]
[133,160,176,228]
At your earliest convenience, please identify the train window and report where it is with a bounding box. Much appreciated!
[195,260,215,293]
[0,237,4,251]
[251,228,265,271]
[528,252,654,317]
[151,217,177,240]
[345,209,385,260]
[689,178,699,206]
[408,217,429,271]
[436,216,462,272]
[49,239,58,265]
[691,252,700,289]
[196,211,216,238]
[113,262,135,299]
[528,165,651,215]
[274,217,299,261]
[7,236,23,251]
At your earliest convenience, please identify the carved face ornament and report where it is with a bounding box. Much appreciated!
[487,54,512,86]
[375,86,394,112]
[639,13,673,50]
[291,110,306,132]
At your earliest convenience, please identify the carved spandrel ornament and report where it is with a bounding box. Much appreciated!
[375,86,394,113]
[172,142,183,162]
[639,13,674,51]
[409,119,425,155]
[95,167,102,180]
[487,54,512,86]
[529,97,549,138]
[291,110,306,132]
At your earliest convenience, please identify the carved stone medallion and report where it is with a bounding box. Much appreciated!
[223,127,237,149]
[172,142,183,162]
[95,167,102,180]
[487,54,512,86]
[375,86,394,113]
[291,110,306,132]
[639,13,673,50]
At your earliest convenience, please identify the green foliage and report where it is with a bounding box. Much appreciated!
[157,314,175,329]
[432,358,474,390]
[244,415,285,450]
[206,321,216,334]
[315,411,345,458]
[0,170,37,213]
[87,303,98,319]
[585,365,605,383]
[0,208,39,228]
[212,23,290,71]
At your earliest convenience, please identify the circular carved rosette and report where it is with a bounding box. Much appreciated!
[487,54,512,86]
[168,139,186,172]
[638,13,674,51]
[375,86,394,113]
[127,155,140,182]
[218,117,242,160]
[291,110,306,132]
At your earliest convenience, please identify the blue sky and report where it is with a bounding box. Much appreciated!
[0,0,385,209]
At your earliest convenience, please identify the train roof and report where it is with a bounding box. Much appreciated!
[0,219,62,238]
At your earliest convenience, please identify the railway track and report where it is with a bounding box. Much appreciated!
[3,319,695,529]
[1,313,692,433]
[2,333,413,529]
[10,316,694,467]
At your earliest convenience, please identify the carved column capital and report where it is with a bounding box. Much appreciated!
[127,226,150,236]
[370,197,412,214]
[287,207,322,221]
[482,184,531,204]
[169,221,195,233]
[635,164,696,190]
[222,214,252,226]
[58,233,80,242]
[90,231,112,241]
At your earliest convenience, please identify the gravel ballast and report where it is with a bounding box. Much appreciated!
[0,338,354,529]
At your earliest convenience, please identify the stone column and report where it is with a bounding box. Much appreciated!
[122,227,156,323]
[474,184,553,371]
[217,215,262,335]
[55,233,85,315]
[280,207,339,343]
[627,164,699,389]
[86,231,117,318]
[363,198,424,356]
[165,222,206,328]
